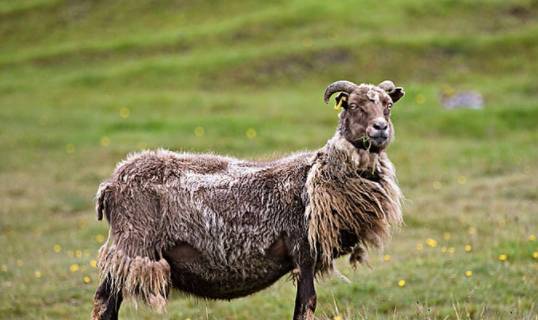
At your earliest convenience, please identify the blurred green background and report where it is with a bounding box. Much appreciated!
[0,0,537,319]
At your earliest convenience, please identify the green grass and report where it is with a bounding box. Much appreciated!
[1,0,537,319]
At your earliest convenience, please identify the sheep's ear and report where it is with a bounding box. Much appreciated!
[379,80,405,103]
[388,87,404,103]
[335,92,349,109]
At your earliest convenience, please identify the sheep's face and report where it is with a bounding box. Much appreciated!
[337,84,403,152]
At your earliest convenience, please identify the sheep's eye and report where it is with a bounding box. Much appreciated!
[387,102,393,109]
[349,103,358,110]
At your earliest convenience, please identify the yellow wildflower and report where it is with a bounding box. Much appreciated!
[53,244,62,253]
[442,85,455,96]
[464,270,472,278]
[246,128,257,140]
[415,94,426,105]
[90,260,98,268]
[70,264,80,272]
[498,254,508,262]
[83,276,92,284]
[119,107,130,119]
[448,247,455,254]
[95,234,105,244]
[383,255,391,262]
[398,279,406,287]
[65,144,75,154]
[464,244,472,252]
[34,271,42,278]
[194,126,205,137]
[426,238,438,248]
[100,136,110,147]
[532,251,538,259]
[78,220,87,229]
[529,234,536,242]
[333,315,343,320]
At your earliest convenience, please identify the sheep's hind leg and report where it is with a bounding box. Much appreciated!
[292,262,317,320]
[92,275,123,320]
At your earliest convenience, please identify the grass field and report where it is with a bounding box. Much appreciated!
[1,0,537,319]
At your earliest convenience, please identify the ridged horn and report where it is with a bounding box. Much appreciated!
[323,80,358,103]
[378,80,396,93]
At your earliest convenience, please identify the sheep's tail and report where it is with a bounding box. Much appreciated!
[94,182,171,312]
[96,182,112,221]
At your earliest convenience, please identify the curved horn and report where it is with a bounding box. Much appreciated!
[323,80,358,103]
[378,80,405,103]
[378,80,396,93]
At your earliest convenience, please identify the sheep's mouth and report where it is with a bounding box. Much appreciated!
[368,133,389,147]
[351,134,389,152]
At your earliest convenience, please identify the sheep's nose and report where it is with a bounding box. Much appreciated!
[373,120,388,131]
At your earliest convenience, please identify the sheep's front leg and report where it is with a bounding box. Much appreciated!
[92,275,123,320]
[293,262,317,320]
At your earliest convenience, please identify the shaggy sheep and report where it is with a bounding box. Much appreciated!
[92,80,405,320]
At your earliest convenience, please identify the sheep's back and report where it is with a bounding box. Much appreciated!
[101,149,313,276]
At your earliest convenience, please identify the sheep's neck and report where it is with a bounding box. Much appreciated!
[305,133,403,272]
[323,133,383,178]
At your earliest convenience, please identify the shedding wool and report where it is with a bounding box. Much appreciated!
[94,135,403,311]
[97,243,171,312]
[305,134,403,272]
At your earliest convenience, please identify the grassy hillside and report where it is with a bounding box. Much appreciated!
[0,0,537,319]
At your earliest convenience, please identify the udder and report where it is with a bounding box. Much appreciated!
[163,238,294,299]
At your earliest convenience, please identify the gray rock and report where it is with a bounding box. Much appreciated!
[440,91,483,109]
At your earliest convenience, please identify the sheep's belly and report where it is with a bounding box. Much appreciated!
[164,243,293,299]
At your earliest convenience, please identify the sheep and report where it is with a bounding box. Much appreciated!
[92,79,405,320]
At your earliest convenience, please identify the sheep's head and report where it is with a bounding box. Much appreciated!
[324,80,405,153]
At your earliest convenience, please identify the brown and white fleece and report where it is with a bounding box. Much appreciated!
[95,132,402,312]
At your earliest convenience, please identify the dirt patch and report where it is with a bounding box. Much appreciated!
[506,4,536,21]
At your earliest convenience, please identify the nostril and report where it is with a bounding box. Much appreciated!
[373,121,388,131]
